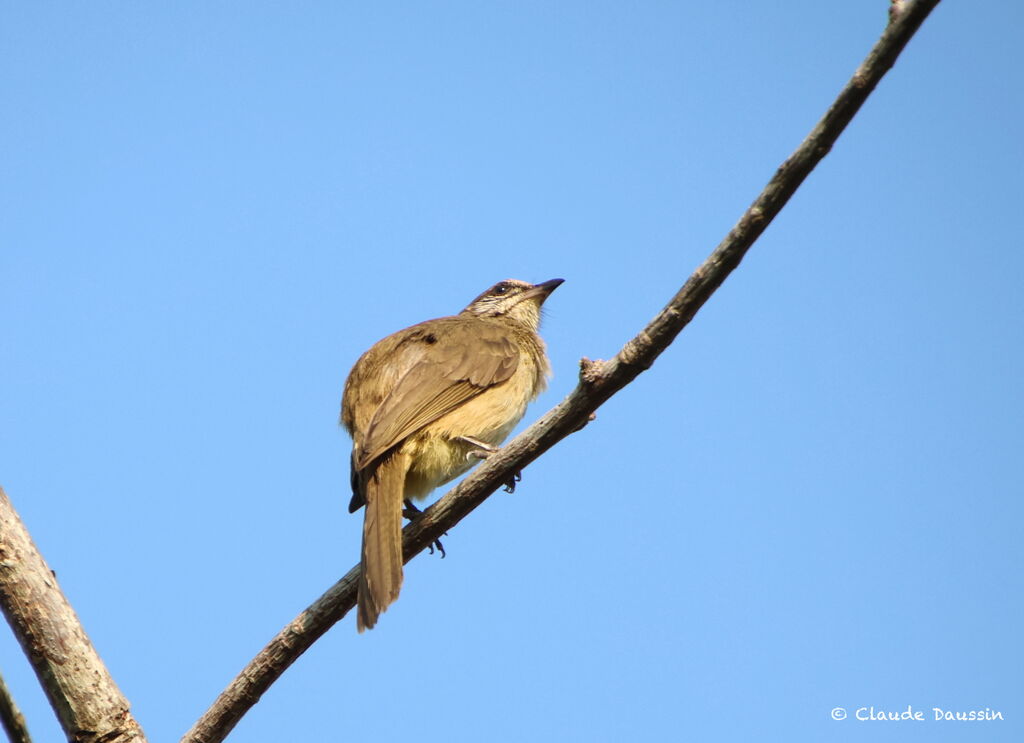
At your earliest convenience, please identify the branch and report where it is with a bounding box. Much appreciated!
[0,488,147,743]
[183,2,940,741]
[0,669,32,743]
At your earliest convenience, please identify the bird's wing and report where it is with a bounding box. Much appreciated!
[355,320,519,470]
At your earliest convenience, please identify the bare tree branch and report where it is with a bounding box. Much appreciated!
[183,2,940,741]
[0,488,147,743]
[0,669,32,743]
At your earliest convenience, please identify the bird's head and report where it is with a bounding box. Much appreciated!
[461,278,564,329]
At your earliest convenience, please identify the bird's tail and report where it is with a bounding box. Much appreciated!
[357,450,408,631]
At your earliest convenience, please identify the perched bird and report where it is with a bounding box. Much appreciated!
[341,278,563,631]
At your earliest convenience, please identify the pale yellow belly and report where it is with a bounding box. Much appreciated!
[400,382,530,501]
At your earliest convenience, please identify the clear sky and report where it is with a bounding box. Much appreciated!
[2,3,1022,742]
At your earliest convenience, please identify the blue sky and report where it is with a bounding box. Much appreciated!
[2,2,1022,741]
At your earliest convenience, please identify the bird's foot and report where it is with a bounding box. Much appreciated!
[459,435,498,461]
[402,499,447,558]
[457,436,522,492]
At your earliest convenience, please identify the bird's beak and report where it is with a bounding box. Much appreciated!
[528,278,564,299]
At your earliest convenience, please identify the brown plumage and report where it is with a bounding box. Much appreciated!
[341,278,563,631]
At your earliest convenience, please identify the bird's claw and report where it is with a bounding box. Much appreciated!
[403,499,448,558]
[503,471,522,493]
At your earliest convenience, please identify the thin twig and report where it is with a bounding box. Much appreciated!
[0,489,147,743]
[182,3,940,741]
[0,670,32,743]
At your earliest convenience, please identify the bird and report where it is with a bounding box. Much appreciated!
[341,278,563,631]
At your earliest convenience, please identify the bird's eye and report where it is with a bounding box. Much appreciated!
[493,283,510,295]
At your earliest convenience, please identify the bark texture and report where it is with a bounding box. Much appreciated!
[0,489,146,743]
